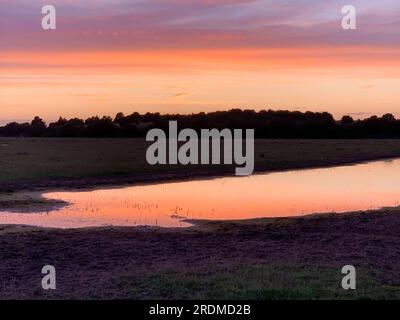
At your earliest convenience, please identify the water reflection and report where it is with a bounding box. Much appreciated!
[1,159,400,228]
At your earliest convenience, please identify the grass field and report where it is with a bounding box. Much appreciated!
[2,138,400,188]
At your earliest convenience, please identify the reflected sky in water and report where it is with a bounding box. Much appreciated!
[1,159,400,228]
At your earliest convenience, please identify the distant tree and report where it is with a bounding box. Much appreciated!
[1,122,30,136]
[114,112,125,124]
[55,117,68,126]
[1,109,400,138]
[382,113,395,122]
[30,116,47,137]
[341,115,354,124]
[85,116,118,137]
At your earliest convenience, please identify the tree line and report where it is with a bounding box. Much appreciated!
[1,109,400,138]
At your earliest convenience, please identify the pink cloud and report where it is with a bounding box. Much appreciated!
[1,0,399,52]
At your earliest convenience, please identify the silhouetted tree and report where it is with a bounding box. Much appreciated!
[29,116,46,137]
[341,115,354,124]
[2,109,400,138]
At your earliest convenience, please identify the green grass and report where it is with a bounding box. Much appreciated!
[2,138,400,183]
[109,265,400,300]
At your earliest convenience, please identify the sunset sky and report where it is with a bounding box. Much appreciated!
[1,0,400,123]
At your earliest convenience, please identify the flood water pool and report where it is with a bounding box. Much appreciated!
[1,158,400,228]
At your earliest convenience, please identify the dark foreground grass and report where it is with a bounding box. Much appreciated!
[1,209,400,299]
[110,265,400,300]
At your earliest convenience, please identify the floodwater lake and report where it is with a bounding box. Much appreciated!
[1,159,400,228]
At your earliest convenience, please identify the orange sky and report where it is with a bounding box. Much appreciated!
[1,0,400,122]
